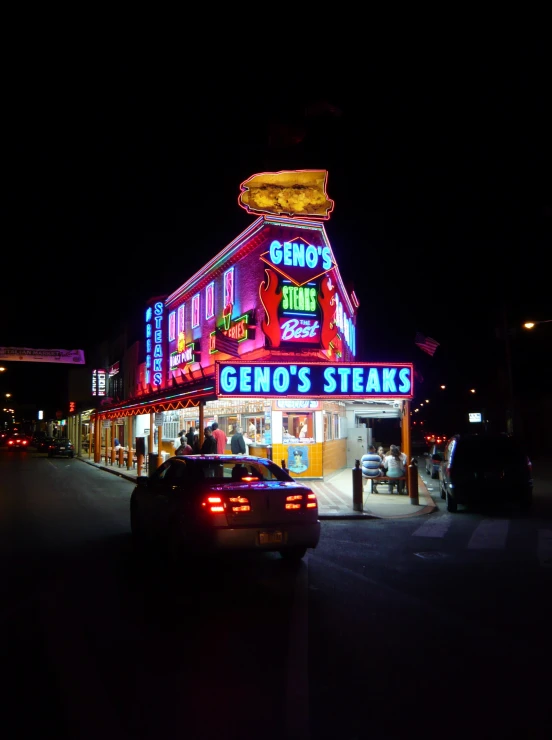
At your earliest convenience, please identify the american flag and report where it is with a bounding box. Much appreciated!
[415,332,440,356]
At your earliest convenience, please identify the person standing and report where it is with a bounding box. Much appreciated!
[230,426,246,454]
[210,421,227,454]
[201,426,217,454]
[185,426,195,448]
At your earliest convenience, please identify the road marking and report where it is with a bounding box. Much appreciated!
[285,555,310,740]
[412,515,452,538]
[467,519,509,549]
[538,530,552,568]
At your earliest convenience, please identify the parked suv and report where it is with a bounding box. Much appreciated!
[439,433,533,513]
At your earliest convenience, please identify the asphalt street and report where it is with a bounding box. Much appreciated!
[1,447,551,740]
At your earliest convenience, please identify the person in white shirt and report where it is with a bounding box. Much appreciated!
[382,445,407,494]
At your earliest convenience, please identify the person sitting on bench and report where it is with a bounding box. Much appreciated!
[382,445,407,494]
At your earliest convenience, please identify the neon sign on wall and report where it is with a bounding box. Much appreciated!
[216,362,413,399]
[145,301,164,387]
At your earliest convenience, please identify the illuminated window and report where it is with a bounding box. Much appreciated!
[178,304,185,334]
[223,267,234,309]
[191,294,200,328]
[168,311,176,341]
[205,282,214,319]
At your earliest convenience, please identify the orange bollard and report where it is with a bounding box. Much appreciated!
[408,458,419,505]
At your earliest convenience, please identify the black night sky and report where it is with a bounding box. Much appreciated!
[2,47,551,438]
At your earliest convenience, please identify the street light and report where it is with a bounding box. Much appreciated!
[440,385,446,390]
[523,319,552,330]
[5,393,12,398]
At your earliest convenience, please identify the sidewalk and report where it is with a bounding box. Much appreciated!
[76,455,437,520]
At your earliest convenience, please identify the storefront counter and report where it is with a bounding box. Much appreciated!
[249,444,270,458]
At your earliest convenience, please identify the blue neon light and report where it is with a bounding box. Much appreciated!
[217,363,413,398]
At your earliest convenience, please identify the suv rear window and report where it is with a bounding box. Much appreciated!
[454,436,525,465]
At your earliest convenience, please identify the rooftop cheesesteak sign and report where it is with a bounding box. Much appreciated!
[216,362,413,399]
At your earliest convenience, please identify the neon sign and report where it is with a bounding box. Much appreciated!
[145,301,164,387]
[92,369,106,397]
[170,342,196,369]
[216,362,414,399]
[260,238,335,287]
[209,314,251,353]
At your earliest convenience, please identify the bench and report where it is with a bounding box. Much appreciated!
[364,475,407,494]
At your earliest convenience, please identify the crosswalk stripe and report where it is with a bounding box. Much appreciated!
[538,530,552,568]
[467,519,509,549]
[412,515,453,538]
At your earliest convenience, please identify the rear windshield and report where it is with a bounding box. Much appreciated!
[454,437,525,464]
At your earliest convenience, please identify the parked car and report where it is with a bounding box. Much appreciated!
[130,454,321,562]
[33,435,55,452]
[7,433,30,449]
[47,438,75,458]
[424,443,445,478]
[439,433,533,513]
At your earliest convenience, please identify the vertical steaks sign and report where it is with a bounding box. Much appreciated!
[258,235,356,356]
[216,362,414,399]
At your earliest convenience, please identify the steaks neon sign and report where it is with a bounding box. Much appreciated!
[216,362,413,399]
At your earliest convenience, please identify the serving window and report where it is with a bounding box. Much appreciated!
[282,412,315,443]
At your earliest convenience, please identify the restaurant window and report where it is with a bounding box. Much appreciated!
[223,267,234,309]
[244,415,267,445]
[205,282,214,319]
[168,311,176,342]
[333,413,340,440]
[216,415,238,439]
[323,413,331,441]
[191,294,200,328]
[283,412,314,442]
[178,303,185,334]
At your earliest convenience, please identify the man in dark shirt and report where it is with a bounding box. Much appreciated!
[231,426,246,454]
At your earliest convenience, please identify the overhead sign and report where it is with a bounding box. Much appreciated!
[469,412,482,423]
[216,362,414,399]
[0,347,85,364]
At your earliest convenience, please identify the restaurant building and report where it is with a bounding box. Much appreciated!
[77,171,414,478]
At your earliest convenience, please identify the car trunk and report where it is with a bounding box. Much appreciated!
[221,481,317,527]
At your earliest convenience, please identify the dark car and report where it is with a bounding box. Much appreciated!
[33,435,54,452]
[6,433,31,449]
[439,433,533,513]
[47,438,75,458]
[424,443,445,478]
[130,454,321,562]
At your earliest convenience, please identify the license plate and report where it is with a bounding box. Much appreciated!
[59,447,65,450]
[259,531,283,545]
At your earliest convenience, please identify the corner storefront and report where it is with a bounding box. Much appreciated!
[78,170,415,478]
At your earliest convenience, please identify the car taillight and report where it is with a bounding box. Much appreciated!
[228,495,251,512]
[22,440,28,445]
[202,495,225,513]
[285,492,318,510]
[8,440,13,445]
